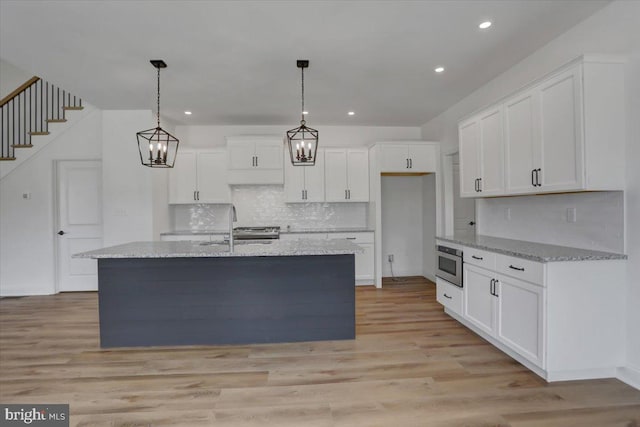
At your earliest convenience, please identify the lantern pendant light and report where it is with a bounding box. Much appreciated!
[287,60,318,166]
[137,59,179,168]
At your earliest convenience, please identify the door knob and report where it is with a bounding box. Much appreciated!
[57,230,65,235]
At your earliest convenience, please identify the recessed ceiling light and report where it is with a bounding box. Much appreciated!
[302,111,309,115]
[184,111,192,115]
[348,111,355,116]
[434,67,445,73]
[479,21,492,29]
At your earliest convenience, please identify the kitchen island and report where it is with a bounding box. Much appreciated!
[75,239,361,348]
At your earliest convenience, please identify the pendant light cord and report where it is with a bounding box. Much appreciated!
[300,66,305,123]
[156,67,161,128]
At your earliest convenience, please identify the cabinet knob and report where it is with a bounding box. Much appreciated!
[57,230,65,236]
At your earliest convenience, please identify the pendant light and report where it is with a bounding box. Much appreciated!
[286,60,318,166]
[137,60,179,168]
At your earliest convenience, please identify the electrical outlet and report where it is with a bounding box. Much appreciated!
[567,207,577,223]
[388,254,394,263]
[504,207,511,221]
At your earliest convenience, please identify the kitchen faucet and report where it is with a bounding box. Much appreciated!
[228,204,237,251]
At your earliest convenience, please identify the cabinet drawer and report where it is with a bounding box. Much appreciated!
[495,254,544,285]
[329,232,374,244]
[463,248,496,269]
[436,278,463,316]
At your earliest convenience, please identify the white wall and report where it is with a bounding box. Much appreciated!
[0,58,32,99]
[101,110,169,246]
[176,125,421,149]
[624,50,640,385]
[381,176,424,277]
[420,0,640,385]
[477,192,624,253]
[0,108,102,296]
[422,174,436,281]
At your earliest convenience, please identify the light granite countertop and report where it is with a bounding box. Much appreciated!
[74,239,363,259]
[436,234,627,263]
[160,228,374,236]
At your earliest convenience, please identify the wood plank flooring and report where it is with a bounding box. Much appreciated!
[1,277,638,426]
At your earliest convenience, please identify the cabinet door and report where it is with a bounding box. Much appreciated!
[228,142,255,170]
[408,145,437,172]
[463,264,496,336]
[538,66,584,192]
[304,150,325,202]
[324,149,348,202]
[496,275,545,368]
[196,151,231,203]
[355,243,374,281]
[255,141,283,170]
[505,90,538,194]
[458,120,481,198]
[379,145,409,172]
[346,149,369,202]
[168,151,197,204]
[479,108,504,195]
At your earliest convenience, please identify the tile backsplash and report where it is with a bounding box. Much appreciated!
[171,185,368,231]
[476,191,624,253]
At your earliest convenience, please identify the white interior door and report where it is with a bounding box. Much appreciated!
[56,160,103,292]
[453,155,475,235]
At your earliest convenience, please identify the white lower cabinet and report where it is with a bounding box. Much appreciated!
[462,262,545,368]
[496,274,544,367]
[463,264,497,336]
[282,231,374,284]
[438,241,626,382]
[436,278,463,316]
[328,232,374,284]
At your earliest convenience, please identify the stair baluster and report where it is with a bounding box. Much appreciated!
[0,77,82,161]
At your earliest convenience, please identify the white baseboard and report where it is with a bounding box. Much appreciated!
[547,368,617,382]
[0,289,56,297]
[617,365,640,391]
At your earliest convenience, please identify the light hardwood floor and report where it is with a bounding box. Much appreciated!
[1,277,638,426]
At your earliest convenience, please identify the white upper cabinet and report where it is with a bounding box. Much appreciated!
[479,108,505,195]
[505,89,538,194]
[284,150,325,203]
[459,121,481,197]
[325,148,369,202]
[379,144,437,173]
[538,66,583,192]
[226,136,284,184]
[169,150,230,204]
[460,55,625,198]
[459,107,504,197]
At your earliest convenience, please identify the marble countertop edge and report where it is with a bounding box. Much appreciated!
[74,239,363,259]
[436,235,627,263]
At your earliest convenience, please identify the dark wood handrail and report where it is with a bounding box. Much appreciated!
[0,76,40,107]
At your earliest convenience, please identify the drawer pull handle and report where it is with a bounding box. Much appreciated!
[346,237,356,240]
[509,265,525,271]
[472,255,483,260]
[443,293,452,299]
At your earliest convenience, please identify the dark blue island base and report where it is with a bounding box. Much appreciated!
[97,254,355,348]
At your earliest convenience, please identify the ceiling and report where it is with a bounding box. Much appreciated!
[0,0,610,127]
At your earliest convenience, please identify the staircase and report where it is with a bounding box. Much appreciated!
[0,76,83,163]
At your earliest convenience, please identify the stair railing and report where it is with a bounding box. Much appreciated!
[0,76,82,160]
